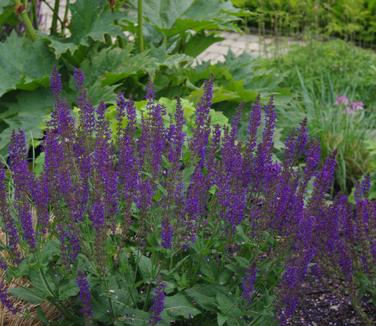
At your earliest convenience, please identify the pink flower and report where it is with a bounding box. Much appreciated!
[344,101,364,115]
[335,96,349,106]
[350,101,364,111]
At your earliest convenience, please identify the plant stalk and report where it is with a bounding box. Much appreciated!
[137,0,144,52]
[51,0,61,35]
[15,0,37,40]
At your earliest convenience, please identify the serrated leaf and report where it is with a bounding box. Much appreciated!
[0,33,55,97]
[0,88,54,153]
[128,0,243,36]
[48,0,123,55]
[183,34,223,57]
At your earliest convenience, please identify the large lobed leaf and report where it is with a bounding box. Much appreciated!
[0,33,55,97]
[48,0,123,56]
[128,0,246,36]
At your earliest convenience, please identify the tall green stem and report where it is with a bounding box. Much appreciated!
[51,0,61,35]
[15,0,37,40]
[137,0,144,52]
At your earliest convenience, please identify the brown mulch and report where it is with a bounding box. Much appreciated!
[289,272,375,326]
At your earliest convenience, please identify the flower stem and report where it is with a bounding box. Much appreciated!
[137,0,144,52]
[51,0,60,35]
[15,0,37,40]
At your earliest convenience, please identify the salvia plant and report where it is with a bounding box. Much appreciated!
[0,68,375,325]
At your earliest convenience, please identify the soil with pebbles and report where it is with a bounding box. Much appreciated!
[288,272,375,326]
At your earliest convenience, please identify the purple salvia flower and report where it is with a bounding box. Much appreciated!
[0,168,19,254]
[355,175,371,202]
[93,134,118,221]
[90,201,105,230]
[96,102,111,140]
[32,175,49,234]
[9,130,33,197]
[168,98,185,167]
[248,96,262,154]
[116,93,127,138]
[242,265,257,303]
[196,79,213,127]
[50,65,62,97]
[55,100,75,139]
[253,98,276,190]
[19,204,35,249]
[146,80,155,102]
[0,281,17,314]
[0,257,7,271]
[137,179,153,211]
[191,80,213,161]
[150,104,166,176]
[57,224,81,264]
[150,282,166,325]
[337,240,353,280]
[161,218,173,249]
[309,151,336,209]
[77,272,93,318]
[9,131,36,249]
[73,67,85,89]
[138,114,149,169]
[303,141,321,181]
[296,118,308,156]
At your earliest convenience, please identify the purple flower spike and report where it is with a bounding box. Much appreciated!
[73,67,85,89]
[90,201,105,230]
[146,80,155,102]
[161,218,173,249]
[50,65,62,97]
[150,282,166,325]
[77,272,93,318]
[242,265,257,303]
[0,281,17,315]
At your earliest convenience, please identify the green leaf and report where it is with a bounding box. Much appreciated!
[36,306,49,325]
[0,33,55,97]
[9,287,46,304]
[70,0,123,45]
[131,0,194,30]
[164,293,201,318]
[58,280,79,301]
[49,0,123,55]
[0,88,54,153]
[185,285,218,310]
[129,0,243,36]
[217,314,228,326]
[183,34,223,57]
[39,239,60,265]
[137,254,153,281]
[216,293,242,317]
